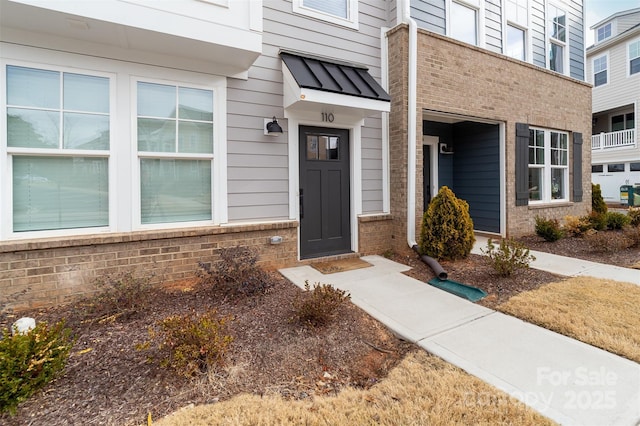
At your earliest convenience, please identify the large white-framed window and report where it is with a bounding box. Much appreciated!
[629,39,640,77]
[134,79,215,227]
[448,0,481,46]
[596,22,611,43]
[4,64,113,236]
[1,48,227,241]
[547,4,567,75]
[505,0,528,61]
[528,127,569,203]
[292,0,358,29]
[592,54,608,87]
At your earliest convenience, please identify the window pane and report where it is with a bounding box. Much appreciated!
[13,156,108,232]
[64,73,109,113]
[611,115,624,132]
[597,23,611,42]
[549,43,564,73]
[631,57,640,76]
[551,168,565,199]
[178,121,213,154]
[548,5,566,42]
[507,25,525,60]
[630,162,640,172]
[450,2,477,45]
[7,66,59,109]
[7,108,59,148]
[140,159,211,224]
[506,0,528,27]
[608,163,624,172]
[302,0,347,18]
[138,118,176,152]
[178,87,213,121]
[528,167,542,200]
[594,71,607,86]
[627,113,635,129]
[137,82,176,118]
[592,165,603,173]
[63,112,109,150]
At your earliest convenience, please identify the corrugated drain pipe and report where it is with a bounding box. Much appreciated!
[411,244,448,280]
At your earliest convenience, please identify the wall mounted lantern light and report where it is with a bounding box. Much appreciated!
[264,116,283,136]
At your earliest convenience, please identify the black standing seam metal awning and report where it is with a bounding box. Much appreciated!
[280,52,390,102]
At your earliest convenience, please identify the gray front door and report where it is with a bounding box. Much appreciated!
[299,126,351,259]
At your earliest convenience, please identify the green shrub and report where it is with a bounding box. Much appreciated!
[84,271,155,322]
[628,207,640,227]
[419,186,475,261]
[0,321,73,415]
[587,211,608,231]
[584,231,634,253]
[198,246,272,297]
[148,310,233,377]
[292,281,351,327]
[481,238,536,277]
[606,211,631,230]
[592,183,608,215]
[534,216,565,242]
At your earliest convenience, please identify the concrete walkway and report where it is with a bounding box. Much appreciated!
[279,243,640,426]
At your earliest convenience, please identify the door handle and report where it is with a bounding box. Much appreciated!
[299,189,304,219]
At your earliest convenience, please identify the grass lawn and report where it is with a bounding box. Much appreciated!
[498,277,640,363]
[157,351,554,426]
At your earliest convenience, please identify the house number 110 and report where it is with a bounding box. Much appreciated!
[321,112,334,122]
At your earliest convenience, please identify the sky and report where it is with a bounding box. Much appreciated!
[584,0,640,46]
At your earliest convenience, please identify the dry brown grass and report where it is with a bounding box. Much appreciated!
[498,277,640,363]
[156,351,554,426]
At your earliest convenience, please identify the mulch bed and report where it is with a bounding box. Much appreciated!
[2,232,638,425]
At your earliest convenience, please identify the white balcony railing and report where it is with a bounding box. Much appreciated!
[591,129,636,150]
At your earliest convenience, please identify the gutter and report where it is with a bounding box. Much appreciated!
[400,0,419,250]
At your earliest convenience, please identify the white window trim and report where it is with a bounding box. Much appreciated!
[592,52,609,87]
[596,22,612,43]
[528,127,570,204]
[546,2,569,76]
[292,0,358,30]
[131,75,226,231]
[1,46,227,241]
[627,37,640,78]
[503,0,531,62]
[446,0,486,47]
[1,60,117,240]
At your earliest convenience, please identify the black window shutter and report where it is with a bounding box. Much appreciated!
[515,123,529,206]
[573,132,583,202]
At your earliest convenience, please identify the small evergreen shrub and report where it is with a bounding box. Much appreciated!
[563,215,592,236]
[534,216,565,242]
[148,310,233,377]
[198,246,271,297]
[627,207,640,227]
[584,231,634,253]
[292,281,351,327]
[587,211,608,231]
[419,186,475,261]
[0,321,73,415]
[481,238,536,277]
[606,211,631,230]
[592,183,608,215]
[84,271,155,322]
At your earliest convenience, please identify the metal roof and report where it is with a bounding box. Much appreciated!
[280,52,390,102]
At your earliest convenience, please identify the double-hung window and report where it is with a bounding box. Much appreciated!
[528,128,568,202]
[450,0,480,46]
[597,23,611,43]
[548,4,567,74]
[136,81,214,225]
[292,0,358,29]
[593,55,608,87]
[506,0,528,61]
[629,39,640,76]
[6,65,110,233]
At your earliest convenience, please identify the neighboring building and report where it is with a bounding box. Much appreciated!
[0,0,591,309]
[587,8,640,202]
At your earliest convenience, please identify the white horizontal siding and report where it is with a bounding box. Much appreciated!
[590,38,640,113]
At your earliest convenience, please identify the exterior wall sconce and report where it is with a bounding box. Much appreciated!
[264,116,283,136]
[439,143,454,154]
